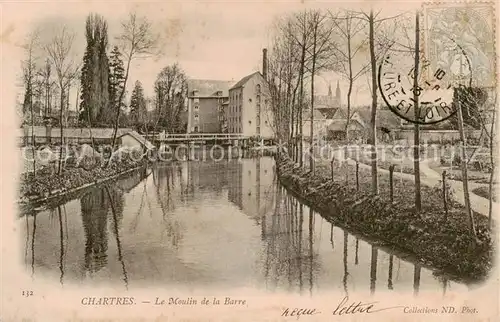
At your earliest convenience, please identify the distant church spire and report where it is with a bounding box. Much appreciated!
[328,82,332,97]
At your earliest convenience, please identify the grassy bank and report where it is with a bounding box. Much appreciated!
[472,186,498,203]
[276,154,494,284]
[19,153,148,202]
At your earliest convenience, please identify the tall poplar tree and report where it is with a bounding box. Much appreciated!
[79,13,110,126]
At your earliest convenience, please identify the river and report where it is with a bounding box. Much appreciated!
[19,156,468,296]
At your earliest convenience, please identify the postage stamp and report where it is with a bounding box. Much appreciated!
[423,1,496,88]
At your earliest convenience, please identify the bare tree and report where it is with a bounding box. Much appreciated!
[267,17,302,155]
[412,11,422,211]
[37,59,56,118]
[487,96,496,228]
[354,9,403,194]
[108,12,160,165]
[45,26,79,175]
[455,91,477,239]
[329,11,370,142]
[21,29,40,176]
[285,11,314,167]
[307,10,337,173]
[368,10,379,194]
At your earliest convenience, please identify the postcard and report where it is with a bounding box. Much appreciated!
[1,0,498,321]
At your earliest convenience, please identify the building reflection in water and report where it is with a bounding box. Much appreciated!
[21,157,466,295]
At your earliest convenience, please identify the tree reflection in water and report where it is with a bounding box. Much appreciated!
[343,231,349,296]
[370,246,378,295]
[104,185,128,290]
[153,164,183,248]
[262,186,320,295]
[80,183,128,288]
[80,187,111,275]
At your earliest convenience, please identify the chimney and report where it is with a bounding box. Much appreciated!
[262,48,268,80]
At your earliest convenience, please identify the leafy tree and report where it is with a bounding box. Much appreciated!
[108,45,126,124]
[129,80,147,129]
[153,64,187,133]
[79,13,110,127]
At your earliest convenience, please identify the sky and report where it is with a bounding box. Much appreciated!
[2,0,422,113]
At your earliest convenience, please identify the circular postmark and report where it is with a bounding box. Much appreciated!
[378,38,472,125]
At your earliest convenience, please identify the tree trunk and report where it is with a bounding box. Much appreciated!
[488,104,496,228]
[369,10,378,195]
[298,37,306,168]
[345,18,353,142]
[413,11,422,212]
[58,83,65,175]
[310,23,317,173]
[457,100,477,238]
[29,79,36,177]
[108,50,132,166]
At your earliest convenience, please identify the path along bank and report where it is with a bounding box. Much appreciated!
[275,154,494,284]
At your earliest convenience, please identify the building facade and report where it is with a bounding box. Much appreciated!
[186,79,234,133]
[227,71,274,138]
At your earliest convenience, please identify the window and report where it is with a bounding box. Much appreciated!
[194,104,199,110]
[249,98,252,102]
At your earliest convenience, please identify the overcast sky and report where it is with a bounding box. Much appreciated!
[2,0,422,112]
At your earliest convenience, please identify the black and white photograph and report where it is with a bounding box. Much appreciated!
[1,0,499,321]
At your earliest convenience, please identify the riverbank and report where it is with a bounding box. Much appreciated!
[276,154,494,283]
[18,155,148,205]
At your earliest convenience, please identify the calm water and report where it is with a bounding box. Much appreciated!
[20,156,467,295]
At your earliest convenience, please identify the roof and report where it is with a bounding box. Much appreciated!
[118,130,155,150]
[316,107,337,119]
[315,94,340,108]
[187,79,235,97]
[327,119,364,132]
[303,109,326,120]
[355,106,402,129]
[230,71,263,90]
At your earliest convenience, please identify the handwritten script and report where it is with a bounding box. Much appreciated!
[333,296,403,315]
[281,296,403,319]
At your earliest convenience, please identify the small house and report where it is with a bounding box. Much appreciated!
[118,130,156,153]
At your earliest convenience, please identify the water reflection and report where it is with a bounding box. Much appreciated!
[81,188,111,274]
[20,157,468,295]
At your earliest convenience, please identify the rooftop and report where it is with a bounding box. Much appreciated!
[230,71,263,90]
[118,130,155,150]
[187,79,235,97]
